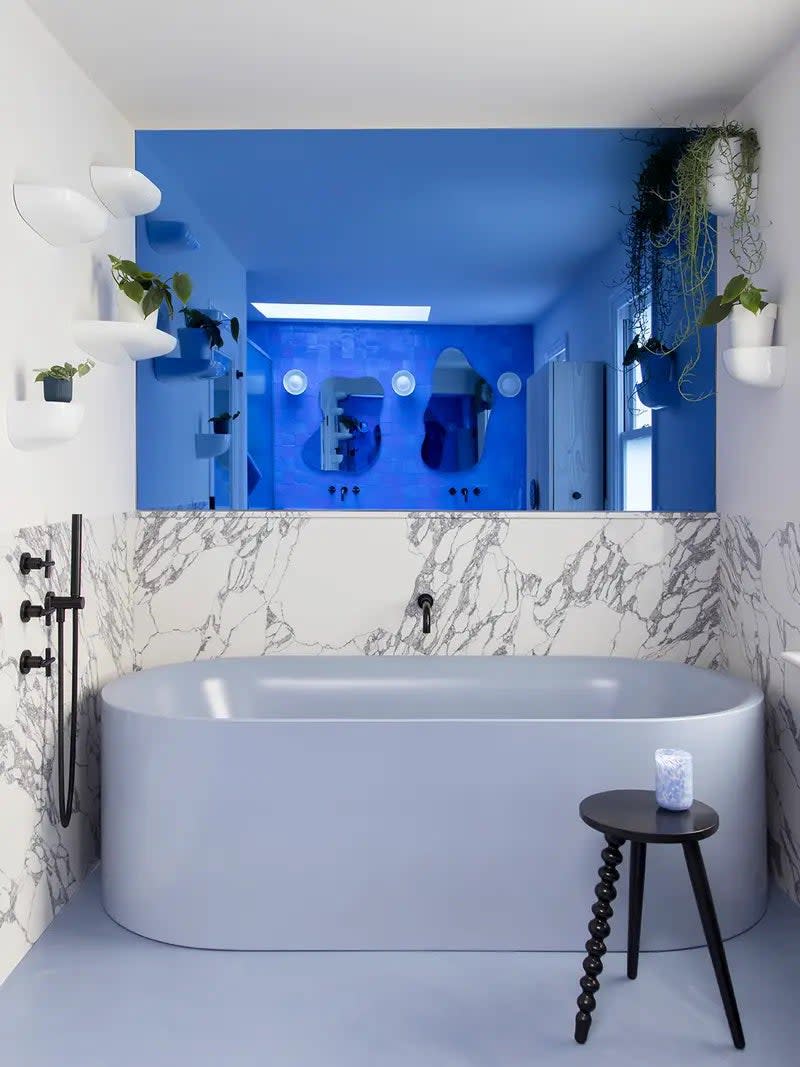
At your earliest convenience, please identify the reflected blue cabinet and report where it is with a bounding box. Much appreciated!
[526,361,605,511]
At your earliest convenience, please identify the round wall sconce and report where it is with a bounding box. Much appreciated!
[497,371,522,398]
[283,369,308,395]
[392,370,416,397]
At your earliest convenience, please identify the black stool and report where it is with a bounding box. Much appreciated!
[573,789,744,1050]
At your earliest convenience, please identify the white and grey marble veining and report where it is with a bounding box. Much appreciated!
[0,514,131,984]
[132,512,720,667]
[720,515,800,906]
[10,505,797,983]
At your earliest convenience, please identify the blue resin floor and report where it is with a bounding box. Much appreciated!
[1,870,798,1066]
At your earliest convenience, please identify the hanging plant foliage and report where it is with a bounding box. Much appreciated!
[622,134,689,346]
[620,123,764,402]
[660,123,763,398]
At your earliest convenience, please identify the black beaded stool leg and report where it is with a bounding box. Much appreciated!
[682,841,746,1050]
[574,833,625,1044]
[627,841,647,980]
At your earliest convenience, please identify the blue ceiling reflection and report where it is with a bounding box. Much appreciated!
[137,128,664,324]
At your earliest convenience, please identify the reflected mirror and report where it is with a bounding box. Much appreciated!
[303,375,383,474]
[134,128,718,513]
[421,349,493,472]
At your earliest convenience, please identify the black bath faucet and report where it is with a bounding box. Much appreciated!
[417,593,434,634]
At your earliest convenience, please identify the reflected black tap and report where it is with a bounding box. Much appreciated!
[340,486,348,501]
[417,593,434,634]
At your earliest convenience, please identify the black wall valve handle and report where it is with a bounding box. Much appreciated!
[19,648,55,678]
[20,549,54,577]
[20,599,54,625]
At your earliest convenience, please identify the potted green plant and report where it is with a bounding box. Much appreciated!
[34,360,95,403]
[623,337,676,409]
[701,274,777,347]
[179,308,241,360]
[108,255,192,327]
[209,410,240,435]
[662,123,763,397]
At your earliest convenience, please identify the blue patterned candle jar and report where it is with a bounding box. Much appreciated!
[655,748,693,811]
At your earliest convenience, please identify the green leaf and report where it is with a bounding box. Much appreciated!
[122,279,145,304]
[173,272,193,304]
[34,371,45,382]
[115,259,139,275]
[141,287,162,318]
[721,274,748,305]
[699,295,731,327]
[164,290,174,319]
[230,317,240,342]
[739,287,763,314]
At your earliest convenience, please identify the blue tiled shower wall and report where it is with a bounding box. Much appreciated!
[249,322,533,510]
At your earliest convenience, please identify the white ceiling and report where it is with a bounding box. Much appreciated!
[25,0,800,129]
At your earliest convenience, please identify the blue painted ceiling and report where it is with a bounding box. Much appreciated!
[137,129,665,324]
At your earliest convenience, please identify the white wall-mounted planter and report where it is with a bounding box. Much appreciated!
[707,137,759,218]
[730,302,777,348]
[6,400,84,451]
[73,321,177,365]
[116,290,159,328]
[90,165,161,218]
[13,184,108,245]
[195,433,230,459]
[722,346,786,389]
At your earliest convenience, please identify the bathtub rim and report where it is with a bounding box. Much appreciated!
[100,655,764,725]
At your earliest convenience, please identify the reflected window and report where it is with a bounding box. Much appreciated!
[303,375,384,474]
[617,298,653,510]
[421,348,493,472]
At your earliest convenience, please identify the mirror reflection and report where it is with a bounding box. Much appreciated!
[134,128,717,513]
[304,375,383,474]
[421,349,493,472]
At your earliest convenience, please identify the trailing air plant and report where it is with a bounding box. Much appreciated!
[660,123,763,398]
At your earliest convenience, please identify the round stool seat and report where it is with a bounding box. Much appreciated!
[579,789,719,844]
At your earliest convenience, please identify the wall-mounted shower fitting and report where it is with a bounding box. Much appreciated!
[17,515,85,828]
[19,648,55,677]
[20,598,54,624]
[19,549,54,576]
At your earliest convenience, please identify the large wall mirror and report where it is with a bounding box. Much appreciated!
[134,128,717,512]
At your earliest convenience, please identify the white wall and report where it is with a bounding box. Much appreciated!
[0,0,135,984]
[0,0,135,528]
[717,37,800,520]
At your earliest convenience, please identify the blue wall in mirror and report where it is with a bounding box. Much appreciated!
[250,322,531,510]
[134,128,716,512]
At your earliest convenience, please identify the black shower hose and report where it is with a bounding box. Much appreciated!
[56,606,79,828]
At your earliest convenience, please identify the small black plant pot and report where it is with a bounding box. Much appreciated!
[210,416,232,435]
[42,379,73,403]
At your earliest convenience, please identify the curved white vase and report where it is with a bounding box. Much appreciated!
[116,290,159,329]
[6,400,85,450]
[90,165,161,218]
[13,184,108,245]
[73,321,177,365]
[729,302,777,348]
[722,346,786,389]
